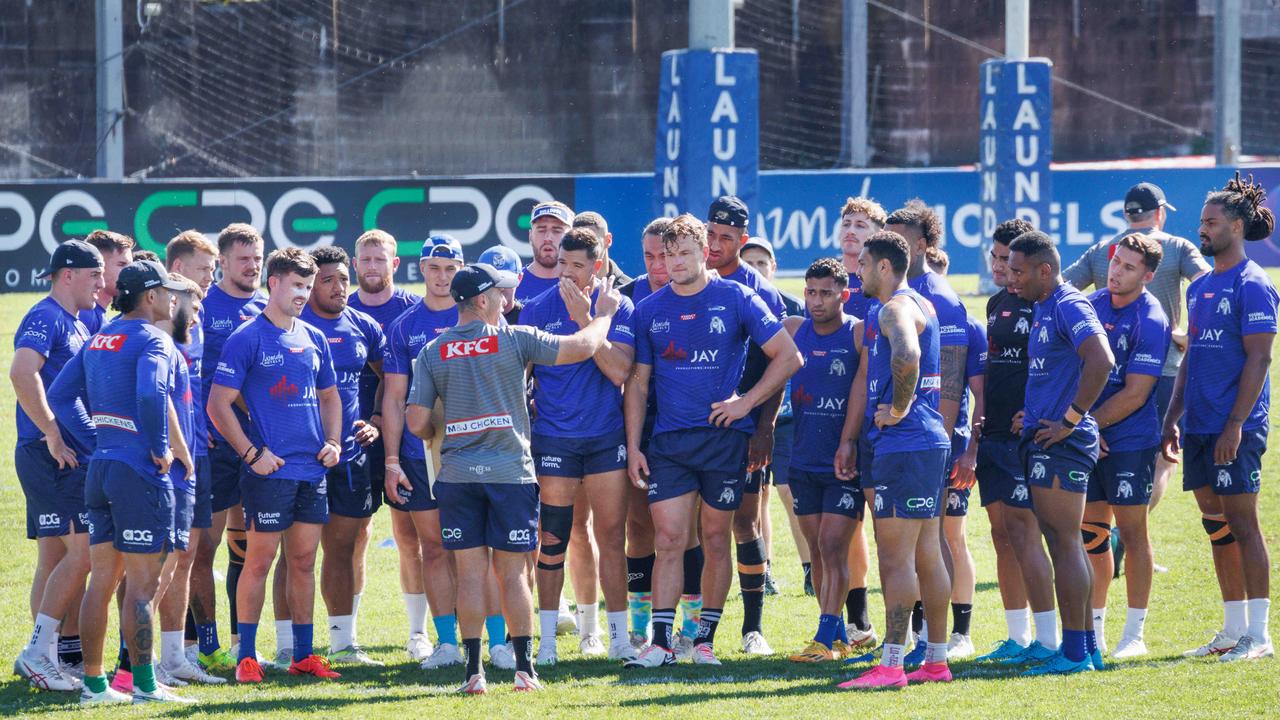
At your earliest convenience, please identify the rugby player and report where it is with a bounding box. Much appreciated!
[382,235,468,668]
[301,246,387,665]
[838,197,887,321]
[1083,234,1170,658]
[624,213,801,668]
[50,259,194,704]
[79,230,135,334]
[1008,230,1114,675]
[405,262,623,693]
[781,258,863,663]
[208,247,343,683]
[704,196,790,655]
[837,232,953,689]
[478,245,526,324]
[11,239,103,692]
[1164,173,1277,661]
[967,219,1060,664]
[522,228,637,662]
[516,201,574,304]
[573,211,633,285]
[346,229,425,658]
[196,224,266,669]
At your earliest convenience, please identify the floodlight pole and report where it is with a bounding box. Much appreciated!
[1006,0,1029,60]
[96,0,124,179]
[689,0,735,49]
[840,0,869,167]
[1214,0,1241,165]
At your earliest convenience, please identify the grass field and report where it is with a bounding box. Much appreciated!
[0,273,1277,718]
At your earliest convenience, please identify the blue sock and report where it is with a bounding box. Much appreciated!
[1062,629,1087,662]
[237,623,257,662]
[433,614,458,647]
[485,615,506,649]
[197,622,219,655]
[292,624,313,662]
[815,614,841,649]
[1085,629,1098,655]
[836,617,849,644]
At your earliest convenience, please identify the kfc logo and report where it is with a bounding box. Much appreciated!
[442,335,498,360]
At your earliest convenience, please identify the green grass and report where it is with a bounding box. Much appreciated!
[1,273,1278,718]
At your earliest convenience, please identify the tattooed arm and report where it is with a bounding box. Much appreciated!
[874,298,922,429]
[938,345,966,436]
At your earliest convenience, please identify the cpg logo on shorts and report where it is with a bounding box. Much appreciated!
[121,528,154,545]
[508,528,532,544]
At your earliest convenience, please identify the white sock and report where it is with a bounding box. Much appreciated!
[1092,608,1107,651]
[26,614,59,654]
[161,631,185,666]
[919,620,929,645]
[275,620,293,655]
[924,642,948,664]
[351,593,363,642]
[1033,610,1059,650]
[328,615,353,651]
[606,611,628,646]
[539,610,559,647]
[1005,607,1031,645]
[1122,607,1148,641]
[403,593,428,637]
[1246,598,1271,643]
[577,603,600,639]
[48,634,58,664]
[1224,600,1248,638]
[881,642,905,668]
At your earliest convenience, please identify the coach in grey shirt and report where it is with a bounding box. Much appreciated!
[1062,181,1209,511]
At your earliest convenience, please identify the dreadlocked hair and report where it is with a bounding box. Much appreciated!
[1206,172,1275,242]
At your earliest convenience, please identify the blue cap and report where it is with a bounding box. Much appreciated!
[422,234,464,261]
[37,239,103,279]
[477,245,522,275]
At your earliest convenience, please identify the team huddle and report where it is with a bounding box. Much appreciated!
[7,172,1276,703]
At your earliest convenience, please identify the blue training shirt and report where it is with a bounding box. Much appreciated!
[212,315,337,482]
[724,262,787,319]
[634,275,783,436]
[520,284,636,437]
[863,289,949,453]
[179,311,207,457]
[1184,258,1279,434]
[789,316,859,472]
[1024,283,1107,432]
[14,296,92,459]
[169,342,196,493]
[300,305,386,462]
[383,301,459,461]
[909,270,969,349]
[957,314,988,436]
[79,303,107,336]
[516,268,559,305]
[348,287,420,421]
[1089,289,1169,451]
[201,285,267,443]
[842,273,872,320]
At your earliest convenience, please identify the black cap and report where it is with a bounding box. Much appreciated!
[450,262,518,303]
[37,239,102,279]
[116,260,188,297]
[707,195,749,228]
[1124,182,1176,214]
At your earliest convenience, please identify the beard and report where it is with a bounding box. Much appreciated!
[170,304,192,345]
[358,273,389,293]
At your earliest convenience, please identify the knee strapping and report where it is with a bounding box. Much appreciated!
[1201,515,1235,546]
[226,529,247,566]
[537,504,574,571]
[1081,522,1111,555]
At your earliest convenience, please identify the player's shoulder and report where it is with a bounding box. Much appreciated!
[1137,289,1168,320]
[1238,259,1277,286]
[343,305,381,332]
[1086,287,1109,306]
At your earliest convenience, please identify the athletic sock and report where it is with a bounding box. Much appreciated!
[881,642,905,668]
[185,608,198,643]
[1246,598,1272,643]
[951,603,973,637]
[651,608,676,651]
[512,635,534,675]
[845,587,870,631]
[1224,600,1248,638]
[84,674,108,694]
[57,635,82,666]
[463,637,482,678]
[627,554,656,637]
[538,610,559,647]
[237,623,258,662]
[1062,629,1087,663]
[1092,607,1107,651]
[1086,629,1098,656]
[802,562,812,588]
[292,624,313,662]
[197,622,220,655]
[133,663,157,694]
[328,615,353,651]
[628,593,653,639]
[924,642,948,664]
[1033,610,1059,650]
[696,607,723,647]
[434,614,459,647]
[226,529,246,630]
[1005,607,1031,645]
[351,593,363,642]
[1121,607,1147,642]
[577,603,600,639]
[26,613,59,654]
[683,545,705,595]
[403,593,428,637]
[679,594,703,638]
[737,539,766,635]
[485,615,506,649]
[919,620,929,646]
[117,635,131,672]
[814,614,840,649]
[606,611,629,648]
[161,631,184,666]
[910,601,924,635]
[836,618,849,644]
[275,620,293,658]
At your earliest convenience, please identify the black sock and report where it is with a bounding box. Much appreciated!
[463,637,483,678]
[185,607,198,642]
[651,608,675,651]
[57,636,82,666]
[802,562,812,579]
[845,587,870,631]
[952,603,973,636]
[911,601,924,635]
[737,539,766,635]
[117,634,131,672]
[627,553,656,594]
[695,608,723,646]
[512,636,534,675]
[683,545,705,595]
[226,530,246,629]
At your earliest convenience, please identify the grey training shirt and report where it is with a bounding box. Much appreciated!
[408,320,560,485]
[1062,227,1210,376]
